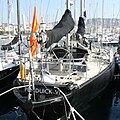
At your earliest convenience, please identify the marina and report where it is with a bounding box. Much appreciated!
[0,0,120,120]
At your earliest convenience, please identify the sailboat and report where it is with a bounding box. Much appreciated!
[0,36,20,115]
[13,1,115,120]
[0,0,20,92]
[0,0,20,94]
[0,62,19,93]
[1,0,15,40]
[0,59,19,115]
[114,35,120,76]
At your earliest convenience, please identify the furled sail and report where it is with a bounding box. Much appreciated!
[76,16,88,47]
[45,9,75,48]
[1,36,19,51]
[76,17,85,36]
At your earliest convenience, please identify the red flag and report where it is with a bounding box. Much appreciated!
[30,6,38,59]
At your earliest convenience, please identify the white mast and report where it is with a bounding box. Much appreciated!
[74,0,77,32]
[66,0,72,75]
[40,0,43,23]
[8,0,14,39]
[66,0,72,47]
[74,0,76,22]
[80,0,86,17]
[101,0,104,37]
[22,14,26,33]
[8,0,11,40]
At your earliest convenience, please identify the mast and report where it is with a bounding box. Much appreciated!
[66,0,69,9]
[74,0,76,22]
[7,0,11,40]
[74,0,77,32]
[17,0,21,55]
[101,0,104,38]
[80,0,82,17]
[66,0,72,74]
[22,14,26,33]
[28,4,30,31]
[40,0,43,23]
[1,1,4,29]
[80,0,86,17]
[66,0,71,48]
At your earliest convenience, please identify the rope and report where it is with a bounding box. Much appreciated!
[63,99,69,120]
[32,110,42,120]
[0,84,31,97]
[55,87,85,120]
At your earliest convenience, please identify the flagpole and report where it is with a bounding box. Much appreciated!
[29,6,39,100]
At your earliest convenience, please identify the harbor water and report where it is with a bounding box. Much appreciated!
[0,38,120,120]
[60,79,120,120]
[78,79,120,120]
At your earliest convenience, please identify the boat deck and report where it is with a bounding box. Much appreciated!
[75,55,108,85]
[46,51,110,86]
[18,47,112,88]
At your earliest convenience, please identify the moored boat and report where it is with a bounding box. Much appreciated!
[13,2,115,120]
[114,35,120,76]
[0,34,20,94]
[0,65,19,93]
[0,48,20,115]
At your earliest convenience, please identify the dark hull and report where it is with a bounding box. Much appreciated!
[0,65,20,115]
[13,61,115,120]
[13,80,72,120]
[71,60,115,113]
[0,65,20,93]
[25,99,70,120]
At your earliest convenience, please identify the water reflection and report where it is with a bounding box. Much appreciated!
[108,81,120,120]
[81,80,120,120]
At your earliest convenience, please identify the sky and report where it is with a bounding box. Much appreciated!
[0,0,120,25]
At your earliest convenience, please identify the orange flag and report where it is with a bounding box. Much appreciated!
[30,6,38,59]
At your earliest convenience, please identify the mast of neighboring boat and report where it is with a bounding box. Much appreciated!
[39,0,43,24]
[66,0,70,47]
[80,0,85,17]
[4,0,13,62]
[17,0,21,55]
[95,2,98,36]
[80,0,82,17]
[22,14,26,34]
[7,0,11,40]
[1,0,4,29]
[73,0,77,32]
[66,0,72,75]
[101,0,104,40]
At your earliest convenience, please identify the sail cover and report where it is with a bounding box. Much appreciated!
[76,17,85,36]
[1,36,19,51]
[45,9,75,48]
